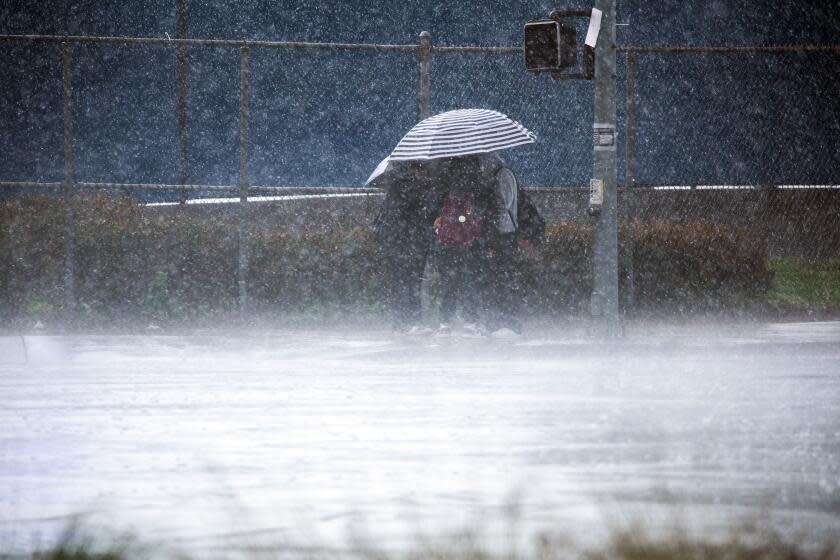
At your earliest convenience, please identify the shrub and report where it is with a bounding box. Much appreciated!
[0,196,67,321]
[630,220,773,312]
[0,196,772,326]
[515,220,772,315]
[516,222,593,314]
[249,225,385,314]
[0,195,386,326]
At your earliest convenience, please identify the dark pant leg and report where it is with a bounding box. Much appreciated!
[459,247,484,324]
[437,247,467,324]
[389,251,425,327]
[404,249,426,324]
[487,235,519,330]
[388,255,408,326]
[437,248,456,324]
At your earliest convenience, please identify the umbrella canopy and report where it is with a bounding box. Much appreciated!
[365,157,446,188]
[365,157,426,187]
[388,108,537,162]
[365,152,508,188]
[366,157,393,185]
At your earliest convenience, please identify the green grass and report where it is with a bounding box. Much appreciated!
[586,526,838,560]
[767,258,840,311]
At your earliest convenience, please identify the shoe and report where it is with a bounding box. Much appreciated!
[462,322,488,337]
[406,325,433,336]
[491,327,521,340]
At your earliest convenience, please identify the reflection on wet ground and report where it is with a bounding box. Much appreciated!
[1,321,839,553]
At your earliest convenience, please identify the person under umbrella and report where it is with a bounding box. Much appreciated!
[432,155,494,334]
[476,152,545,335]
[371,159,443,332]
[367,109,538,334]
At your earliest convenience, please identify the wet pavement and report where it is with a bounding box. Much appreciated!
[1,321,839,554]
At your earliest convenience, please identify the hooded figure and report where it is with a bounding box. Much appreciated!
[372,160,443,329]
[475,152,545,334]
[431,155,495,331]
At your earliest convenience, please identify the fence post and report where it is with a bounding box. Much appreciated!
[176,0,189,204]
[416,31,434,317]
[238,45,250,315]
[417,31,432,121]
[624,51,636,309]
[62,42,76,317]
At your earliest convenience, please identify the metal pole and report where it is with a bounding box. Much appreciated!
[417,31,432,121]
[238,46,250,314]
[176,0,189,204]
[624,51,636,310]
[62,42,76,317]
[416,31,433,316]
[590,0,619,334]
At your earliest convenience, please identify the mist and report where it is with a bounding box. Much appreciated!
[2,1,840,558]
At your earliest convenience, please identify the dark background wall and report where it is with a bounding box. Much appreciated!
[1,1,839,192]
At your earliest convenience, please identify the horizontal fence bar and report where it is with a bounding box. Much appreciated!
[4,34,838,55]
[0,181,383,193]
[433,46,522,53]
[0,34,419,51]
[146,192,384,206]
[3,181,838,192]
[0,181,62,188]
[624,187,840,191]
[79,182,236,191]
[776,185,840,189]
[525,184,840,191]
[248,185,382,194]
[618,44,840,54]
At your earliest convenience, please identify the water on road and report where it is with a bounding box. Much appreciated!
[1,321,839,554]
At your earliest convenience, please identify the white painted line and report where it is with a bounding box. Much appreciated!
[145,192,383,207]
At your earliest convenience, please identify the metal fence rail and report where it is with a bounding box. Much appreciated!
[0,34,421,51]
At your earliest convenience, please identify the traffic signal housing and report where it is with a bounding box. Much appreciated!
[524,18,577,72]
[524,8,601,80]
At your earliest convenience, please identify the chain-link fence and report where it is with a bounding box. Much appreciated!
[620,46,840,260]
[1,32,838,319]
[424,42,840,267]
[0,34,420,314]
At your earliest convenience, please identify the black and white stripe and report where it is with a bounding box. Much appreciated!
[388,109,537,161]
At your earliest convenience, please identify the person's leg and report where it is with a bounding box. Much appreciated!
[472,244,498,327]
[460,245,485,327]
[437,248,458,325]
[389,254,411,327]
[390,233,429,329]
[495,235,521,332]
[405,251,426,326]
[456,247,482,325]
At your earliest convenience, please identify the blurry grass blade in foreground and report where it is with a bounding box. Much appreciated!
[13,522,839,560]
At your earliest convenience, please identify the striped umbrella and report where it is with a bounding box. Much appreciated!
[388,108,537,161]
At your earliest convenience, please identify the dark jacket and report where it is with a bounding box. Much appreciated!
[431,155,498,250]
[516,189,546,246]
[374,178,440,259]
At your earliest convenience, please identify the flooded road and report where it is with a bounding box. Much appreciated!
[1,321,839,555]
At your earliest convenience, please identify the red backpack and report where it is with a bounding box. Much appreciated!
[436,191,481,247]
